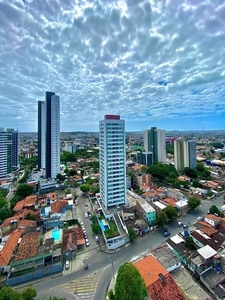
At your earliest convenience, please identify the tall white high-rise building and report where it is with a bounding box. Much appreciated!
[99,115,126,208]
[38,101,46,170]
[144,127,166,163]
[174,137,197,171]
[0,128,19,178]
[45,92,60,179]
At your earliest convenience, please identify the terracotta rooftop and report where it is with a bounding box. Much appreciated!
[205,214,221,222]
[18,219,36,228]
[15,232,41,261]
[13,195,36,212]
[47,192,58,201]
[51,199,68,214]
[134,255,168,286]
[147,272,186,300]
[0,209,36,229]
[163,197,177,206]
[199,225,218,237]
[0,229,24,266]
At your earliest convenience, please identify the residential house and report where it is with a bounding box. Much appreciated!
[0,228,24,269]
[13,195,37,212]
[204,214,221,227]
[136,199,156,225]
[167,188,186,201]
[50,199,68,219]
[134,255,186,300]
[133,173,152,189]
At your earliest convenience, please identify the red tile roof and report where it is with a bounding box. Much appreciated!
[148,273,186,300]
[15,232,41,261]
[134,255,168,286]
[0,229,24,266]
[134,255,185,300]
[0,209,36,229]
[13,195,36,212]
[51,199,68,214]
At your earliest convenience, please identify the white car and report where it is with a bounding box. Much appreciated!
[85,238,89,243]
[65,261,70,270]
[86,241,89,247]
[80,221,84,226]
[197,216,203,221]
[85,213,88,218]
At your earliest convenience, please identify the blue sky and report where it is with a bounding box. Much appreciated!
[0,0,224,132]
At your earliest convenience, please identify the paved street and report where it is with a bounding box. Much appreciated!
[29,192,225,300]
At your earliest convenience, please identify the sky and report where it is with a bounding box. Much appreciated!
[0,0,225,132]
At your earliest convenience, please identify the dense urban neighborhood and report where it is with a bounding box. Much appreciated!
[0,128,225,299]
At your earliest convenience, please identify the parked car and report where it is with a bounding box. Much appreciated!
[163,229,170,237]
[197,216,203,221]
[65,261,70,270]
[177,222,183,227]
[183,224,188,229]
[85,213,88,218]
[80,221,84,226]
[86,241,89,247]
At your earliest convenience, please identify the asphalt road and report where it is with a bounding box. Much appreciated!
[30,193,225,299]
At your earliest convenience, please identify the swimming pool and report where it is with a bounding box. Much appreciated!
[99,219,109,232]
[51,229,61,242]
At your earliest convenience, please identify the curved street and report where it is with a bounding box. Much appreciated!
[28,193,225,300]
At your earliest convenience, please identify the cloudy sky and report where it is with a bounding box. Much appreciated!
[0,0,225,132]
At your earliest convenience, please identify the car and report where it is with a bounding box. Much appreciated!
[83,229,86,234]
[86,241,89,247]
[183,224,188,229]
[197,216,203,221]
[85,238,89,243]
[85,203,88,207]
[84,233,88,239]
[177,222,183,227]
[163,231,170,237]
[65,261,70,270]
[80,221,84,226]
[85,213,88,218]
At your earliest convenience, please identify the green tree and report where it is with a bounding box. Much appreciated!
[114,262,147,300]
[210,142,224,149]
[164,205,177,221]
[92,223,101,234]
[196,162,205,172]
[80,184,91,194]
[185,236,196,250]
[0,287,22,300]
[68,169,77,176]
[90,215,97,223]
[183,167,197,179]
[188,196,201,210]
[56,173,65,181]
[16,184,33,199]
[20,286,37,300]
[128,228,136,242]
[155,211,168,228]
[209,205,223,217]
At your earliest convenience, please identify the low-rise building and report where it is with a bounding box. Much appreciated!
[136,199,156,225]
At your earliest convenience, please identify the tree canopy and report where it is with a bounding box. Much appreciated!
[80,184,91,193]
[209,205,223,217]
[147,163,178,182]
[0,286,65,300]
[164,205,178,221]
[114,262,147,300]
[155,211,168,228]
[16,184,34,199]
[188,196,201,210]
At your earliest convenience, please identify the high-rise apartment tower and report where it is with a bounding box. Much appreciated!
[144,127,166,163]
[99,115,126,208]
[38,101,46,170]
[174,137,197,171]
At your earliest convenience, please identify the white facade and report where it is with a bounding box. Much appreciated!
[50,95,60,179]
[40,102,46,169]
[156,129,166,163]
[99,115,126,208]
[174,138,197,171]
[0,128,12,178]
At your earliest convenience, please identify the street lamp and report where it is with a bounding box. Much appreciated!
[108,255,115,284]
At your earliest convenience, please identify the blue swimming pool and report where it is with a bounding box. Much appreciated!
[51,229,61,242]
[99,219,109,232]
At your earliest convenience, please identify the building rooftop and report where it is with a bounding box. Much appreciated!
[140,202,155,213]
[13,195,37,211]
[151,243,180,270]
[197,245,217,260]
[51,199,68,214]
[15,232,41,261]
[134,255,168,286]
[0,229,24,266]
[205,214,221,222]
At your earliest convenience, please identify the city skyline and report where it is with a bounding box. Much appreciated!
[0,0,225,132]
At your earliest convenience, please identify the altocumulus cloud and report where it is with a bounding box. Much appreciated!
[0,0,225,131]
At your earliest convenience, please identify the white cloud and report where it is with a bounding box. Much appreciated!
[0,0,224,131]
